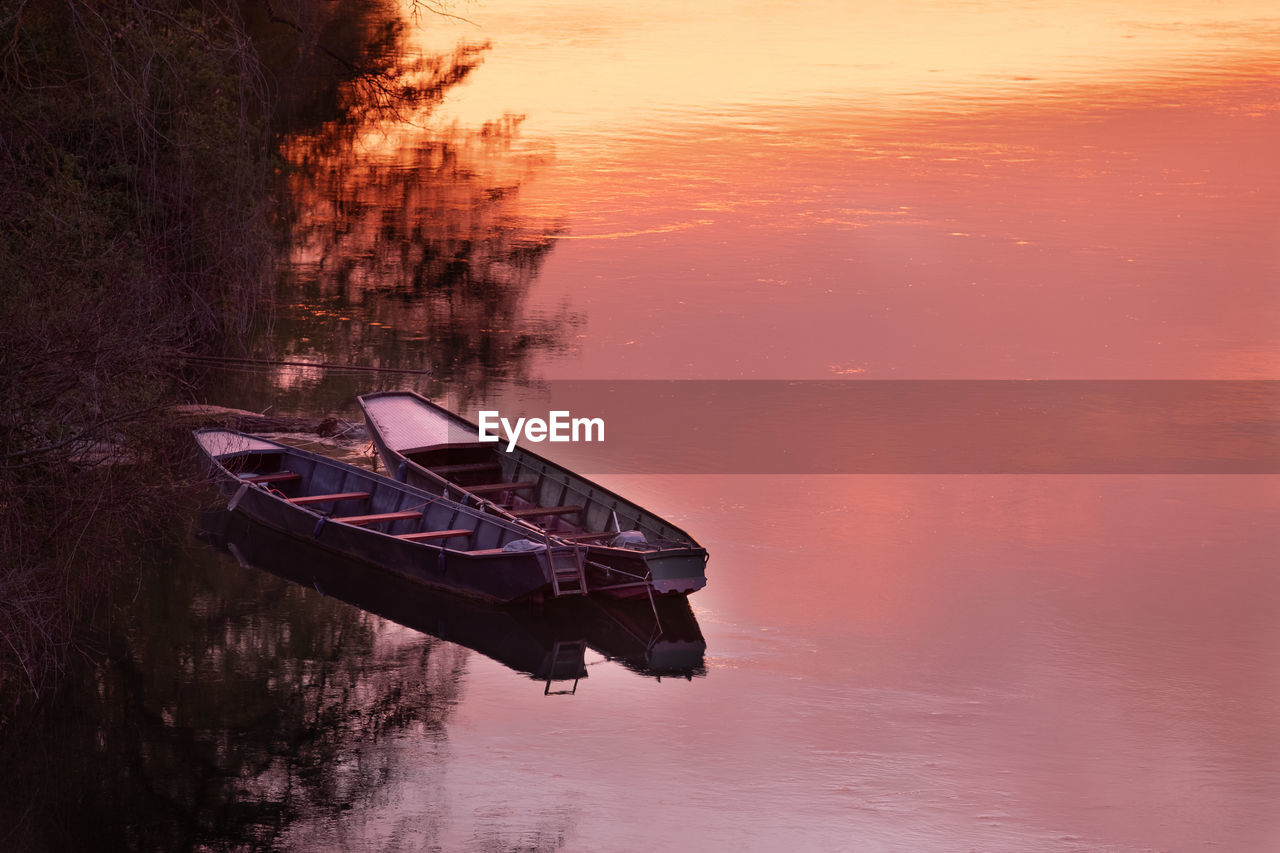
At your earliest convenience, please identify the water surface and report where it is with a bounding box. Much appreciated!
[14,1,1280,850]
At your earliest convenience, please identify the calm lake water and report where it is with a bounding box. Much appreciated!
[12,1,1280,851]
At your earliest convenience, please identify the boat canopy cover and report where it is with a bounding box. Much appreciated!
[197,430,286,458]
[363,395,471,452]
[502,539,547,552]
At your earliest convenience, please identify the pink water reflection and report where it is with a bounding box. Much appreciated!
[255,3,1280,849]
[282,475,1279,851]
[512,65,1280,379]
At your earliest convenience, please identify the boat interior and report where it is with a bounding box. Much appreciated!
[401,442,693,551]
[209,439,546,555]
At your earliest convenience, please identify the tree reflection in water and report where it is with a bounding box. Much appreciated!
[241,3,579,412]
[274,116,575,393]
[0,500,704,849]
[0,513,463,851]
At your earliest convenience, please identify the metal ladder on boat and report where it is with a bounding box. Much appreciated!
[544,639,587,695]
[547,541,588,597]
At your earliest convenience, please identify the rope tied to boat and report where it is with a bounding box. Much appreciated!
[404,496,437,514]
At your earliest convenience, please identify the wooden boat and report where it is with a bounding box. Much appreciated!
[194,428,594,604]
[357,391,709,597]
[201,509,706,692]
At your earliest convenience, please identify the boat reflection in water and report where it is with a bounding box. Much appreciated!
[199,511,706,694]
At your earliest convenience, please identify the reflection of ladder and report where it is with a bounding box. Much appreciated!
[545,639,587,695]
[548,543,587,597]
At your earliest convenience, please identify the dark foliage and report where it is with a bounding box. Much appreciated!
[0,0,277,704]
[0,521,464,850]
[0,0,466,706]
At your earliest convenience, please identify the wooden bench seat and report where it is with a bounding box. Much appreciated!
[508,505,583,519]
[244,471,302,485]
[402,441,493,456]
[334,510,422,526]
[287,491,370,506]
[466,481,537,496]
[394,528,473,542]
[561,531,620,542]
[429,462,502,476]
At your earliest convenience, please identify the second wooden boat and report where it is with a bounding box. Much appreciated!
[358,391,708,596]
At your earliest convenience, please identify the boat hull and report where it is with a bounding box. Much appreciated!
[582,547,709,597]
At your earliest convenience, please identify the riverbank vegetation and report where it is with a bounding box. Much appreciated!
[0,0,481,708]
[1,0,274,707]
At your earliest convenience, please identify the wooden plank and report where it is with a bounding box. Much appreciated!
[394,529,473,541]
[561,531,619,542]
[508,505,583,519]
[466,481,537,495]
[244,471,302,485]
[334,510,422,525]
[401,441,495,456]
[287,491,370,506]
[428,462,502,476]
[289,491,368,505]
